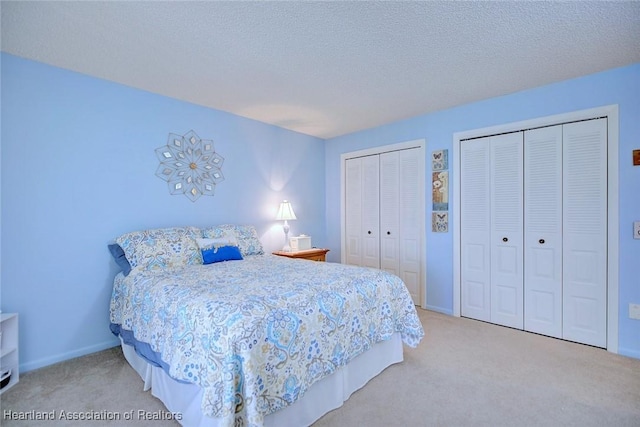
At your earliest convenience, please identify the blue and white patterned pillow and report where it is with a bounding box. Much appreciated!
[202,224,264,256]
[115,226,201,272]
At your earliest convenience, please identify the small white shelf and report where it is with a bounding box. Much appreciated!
[0,313,19,395]
[0,346,17,359]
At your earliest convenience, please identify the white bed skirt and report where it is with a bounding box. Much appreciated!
[121,333,404,427]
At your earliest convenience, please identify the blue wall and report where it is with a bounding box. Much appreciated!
[325,63,640,359]
[0,53,326,372]
[2,53,638,372]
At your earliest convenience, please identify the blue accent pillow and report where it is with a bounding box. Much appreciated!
[201,245,243,264]
[108,243,132,276]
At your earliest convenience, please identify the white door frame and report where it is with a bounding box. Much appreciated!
[452,105,619,353]
[341,139,427,308]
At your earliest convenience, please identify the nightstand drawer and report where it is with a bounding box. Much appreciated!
[272,248,329,262]
[304,253,328,262]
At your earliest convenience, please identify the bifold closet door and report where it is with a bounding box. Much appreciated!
[489,133,524,329]
[347,149,423,304]
[524,125,563,338]
[562,118,607,347]
[398,148,423,305]
[345,156,380,268]
[382,148,422,304]
[379,151,400,276]
[460,137,491,321]
[461,133,523,327]
[461,118,607,347]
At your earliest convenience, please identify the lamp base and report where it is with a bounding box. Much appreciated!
[282,221,292,252]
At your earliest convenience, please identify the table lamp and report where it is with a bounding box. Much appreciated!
[275,200,297,251]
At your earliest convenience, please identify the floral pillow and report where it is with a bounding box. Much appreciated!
[202,224,264,256]
[115,226,201,272]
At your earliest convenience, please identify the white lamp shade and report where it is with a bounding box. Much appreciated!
[275,200,297,221]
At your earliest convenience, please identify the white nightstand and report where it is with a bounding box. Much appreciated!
[0,313,19,394]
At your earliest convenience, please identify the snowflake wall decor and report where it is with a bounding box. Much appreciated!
[155,130,224,202]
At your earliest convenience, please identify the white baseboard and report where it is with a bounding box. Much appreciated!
[617,346,640,360]
[20,338,120,373]
[423,305,453,316]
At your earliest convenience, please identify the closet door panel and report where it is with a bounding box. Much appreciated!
[398,148,423,304]
[380,151,400,276]
[461,137,491,322]
[524,125,563,338]
[361,155,381,269]
[562,118,607,347]
[345,158,363,266]
[490,133,524,329]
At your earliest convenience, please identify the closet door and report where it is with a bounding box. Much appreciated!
[459,117,608,347]
[346,147,423,305]
[460,137,491,322]
[524,125,563,338]
[345,158,365,266]
[345,156,380,268]
[397,148,423,304]
[379,151,400,276]
[490,133,524,329]
[361,155,381,269]
[562,118,607,347]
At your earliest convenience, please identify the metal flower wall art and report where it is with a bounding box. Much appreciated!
[155,130,224,202]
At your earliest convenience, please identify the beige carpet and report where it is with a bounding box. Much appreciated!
[2,309,639,426]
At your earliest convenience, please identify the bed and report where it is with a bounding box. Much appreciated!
[108,225,424,427]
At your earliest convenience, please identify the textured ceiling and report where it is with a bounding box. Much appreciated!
[2,1,639,139]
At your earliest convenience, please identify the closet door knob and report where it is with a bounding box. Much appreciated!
[387,231,391,235]
[539,239,545,244]
[502,237,508,242]
[368,231,372,235]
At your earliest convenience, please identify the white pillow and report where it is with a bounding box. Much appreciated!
[196,233,238,251]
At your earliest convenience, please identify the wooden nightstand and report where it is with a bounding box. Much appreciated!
[272,248,329,262]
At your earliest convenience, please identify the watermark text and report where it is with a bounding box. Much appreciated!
[3,409,182,422]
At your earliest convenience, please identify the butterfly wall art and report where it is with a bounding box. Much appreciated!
[432,149,448,171]
[432,212,448,233]
[431,149,449,232]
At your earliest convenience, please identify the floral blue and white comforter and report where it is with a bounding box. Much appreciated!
[110,254,424,426]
